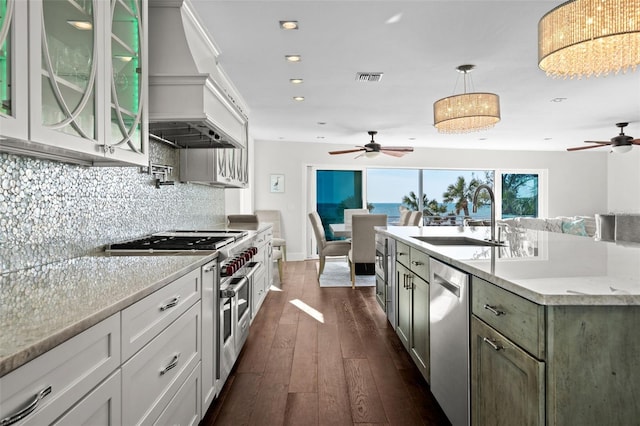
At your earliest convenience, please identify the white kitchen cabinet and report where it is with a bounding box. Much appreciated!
[1,0,147,166]
[121,266,200,361]
[52,370,122,426]
[121,301,201,425]
[180,147,248,188]
[154,363,201,426]
[0,313,121,426]
[200,260,218,411]
[0,0,29,141]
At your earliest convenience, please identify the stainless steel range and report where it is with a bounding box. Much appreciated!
[106,229,262,397]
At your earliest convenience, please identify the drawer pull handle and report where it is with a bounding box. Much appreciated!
[411,261,423,266]
[398,252,407,256]
[160,353,180,376]
[483,304,504,316]
[160,296,180,311]
[483,337,502,351]
[0,386,52,426]
[203,265,216,273]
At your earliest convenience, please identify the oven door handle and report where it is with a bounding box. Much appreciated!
[220,276,249,298]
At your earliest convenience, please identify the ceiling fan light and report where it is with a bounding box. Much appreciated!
[611,144,633,154]
[364,151,380,158]
[538,0,640,78]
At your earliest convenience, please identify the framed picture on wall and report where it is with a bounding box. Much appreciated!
[270,174,285,193]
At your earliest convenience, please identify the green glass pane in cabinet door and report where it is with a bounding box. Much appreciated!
[0,0,11,115]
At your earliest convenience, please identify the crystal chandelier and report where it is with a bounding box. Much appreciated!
[538,0,640,78]
[433,65,501,134]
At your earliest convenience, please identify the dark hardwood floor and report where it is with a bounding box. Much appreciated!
[202,260,451,426]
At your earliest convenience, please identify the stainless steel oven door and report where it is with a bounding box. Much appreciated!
[231,276,251,354]
[218,282,235,388]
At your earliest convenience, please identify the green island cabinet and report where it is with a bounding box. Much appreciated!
[471,275,640,426]
[395,239,430,382]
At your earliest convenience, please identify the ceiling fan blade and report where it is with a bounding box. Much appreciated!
[381,149,406,157]
[380,146,414,152]
[584,141,612,145]
[631,139,640,145]
[567,144,608,151]
[329,147,365,155]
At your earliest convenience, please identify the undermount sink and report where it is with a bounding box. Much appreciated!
[412,236,505,247]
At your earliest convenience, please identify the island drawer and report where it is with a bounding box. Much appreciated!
[409,247,429,281]
[121,267,200,361]
[0,314,120,426]
[396,240,411,267]
[472,276,545,359]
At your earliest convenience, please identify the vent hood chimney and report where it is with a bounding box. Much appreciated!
[148,0,248,148]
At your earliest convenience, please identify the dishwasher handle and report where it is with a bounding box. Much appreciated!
[433,273,461,298]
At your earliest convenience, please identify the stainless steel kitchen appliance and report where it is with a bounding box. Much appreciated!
[429,258,470,426]
[106,229,262,397]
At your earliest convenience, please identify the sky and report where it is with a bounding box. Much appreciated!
[366,168,492,203]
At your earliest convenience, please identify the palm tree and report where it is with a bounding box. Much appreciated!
[402,191,446,217]
[442,176,483,217]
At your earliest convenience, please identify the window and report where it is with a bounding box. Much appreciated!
[499,173,539,218]
[316,169,362,239]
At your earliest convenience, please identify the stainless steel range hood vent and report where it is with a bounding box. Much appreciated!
[148,0,248,149]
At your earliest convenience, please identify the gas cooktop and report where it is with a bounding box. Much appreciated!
[106,230,248,253]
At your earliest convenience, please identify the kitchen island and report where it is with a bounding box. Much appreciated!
[379,225,640,426]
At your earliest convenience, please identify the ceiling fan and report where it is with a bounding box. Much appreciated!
[567,122,640,153]
[328,131,414,158]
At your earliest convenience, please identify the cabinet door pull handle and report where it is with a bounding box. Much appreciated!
[159,296,180,311]
[411,260,423,266]
[160,353,180,376]
[398,252,407,256]
[483,304,504,316]
[203,265,216,273]
[0,386,52,426]
[483,337,502,351]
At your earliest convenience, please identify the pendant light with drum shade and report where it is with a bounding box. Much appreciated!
[538,0,640,78]
[433,65,501,134]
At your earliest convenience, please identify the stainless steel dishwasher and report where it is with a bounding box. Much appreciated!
[429,258,470,426]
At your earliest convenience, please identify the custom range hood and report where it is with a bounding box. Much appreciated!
[148,0,248,148]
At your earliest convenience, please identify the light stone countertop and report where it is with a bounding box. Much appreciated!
[0,253,215,377]
[379,225,640,306]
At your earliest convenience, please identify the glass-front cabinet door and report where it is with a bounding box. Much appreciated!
[107,0,147,164]
[0,0,28,141]
[25,0,147,166]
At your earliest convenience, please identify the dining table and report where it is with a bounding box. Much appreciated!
[329,223,351,238]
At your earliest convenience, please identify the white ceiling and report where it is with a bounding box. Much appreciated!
[190,0,640,152]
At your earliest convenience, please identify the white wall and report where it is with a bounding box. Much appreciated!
[607,148,640,213]
[254,140,610,261]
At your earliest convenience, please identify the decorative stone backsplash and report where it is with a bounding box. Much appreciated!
[0,142,225,273]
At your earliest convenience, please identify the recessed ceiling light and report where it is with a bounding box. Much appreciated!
[544,137,553,140]
[317,136,325,139]
[67,20,93,30]
[280,21,299,30]
[478,137,488,141]
[285,55,301,62]
[550,97,567,102]
[317,122,326,125]
[293,96,305,101]
[290,78,303,84]
[408,137,416,140]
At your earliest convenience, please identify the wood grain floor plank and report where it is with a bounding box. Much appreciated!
[271,323,298,349]
[318,323,353,426]
[335,298,367,359]
[205,373,262,426]
[284,392,319,426]
[289,317,318,393]
[344,358,388,423]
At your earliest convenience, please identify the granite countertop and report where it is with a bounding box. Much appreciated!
[380,225,640,306]
[0,253,215,377]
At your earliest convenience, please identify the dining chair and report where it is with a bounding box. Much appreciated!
[408,211,423,226]
[255,210,286,260]
[343,208,369,226]
[398,209,412,225]
[308,211,351,278]
[348,214,387,288]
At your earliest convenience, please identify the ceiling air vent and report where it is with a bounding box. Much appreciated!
[355,72,383,82]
